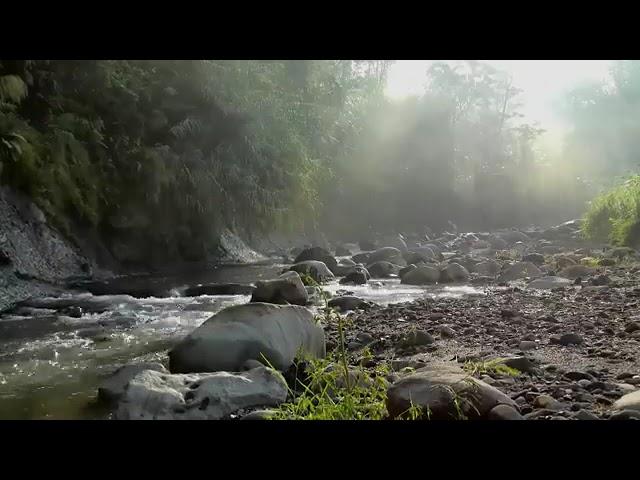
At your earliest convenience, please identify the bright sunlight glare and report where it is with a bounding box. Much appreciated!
[385,60,613,132]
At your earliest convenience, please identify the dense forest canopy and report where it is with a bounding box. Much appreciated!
[1,60,638,266]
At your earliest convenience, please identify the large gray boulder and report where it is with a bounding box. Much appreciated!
[251,271,308,305]
[367,247,406,266]
[169,303,325,373]
[115,367,287,420]
[98,362,168,403]
[367,261,401,278]
[439,263,469,282]
[497,261,543,282]
[386,363,517,420]
[288,260,335,283]
[294,247,338,273]
[401,265,440,285]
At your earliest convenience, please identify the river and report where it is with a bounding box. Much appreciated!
[0,262,484,419]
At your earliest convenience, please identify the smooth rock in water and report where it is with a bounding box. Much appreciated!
[397,330,434,348]
[169,303,325,373]
[367,247,406,266]
[339,271,368,285]
[399,264,417,278]
[185,283,256,296]
[612,390,640,412]
[527,276,572,290]
[98,362,168,403]
[386,363,517,420]
[522,253,545,266]
[328,296,369,312]
[487,404,524,420]
[401,265,440,285]
[116,367,287,420]
[294,247,338,274]
[474,260,501,277]
[367,261,401,278]
[497,261,543,283]
[559,265,596,279]
[439,263,469,283]
[251,271,308,306]
[287,260,335,283]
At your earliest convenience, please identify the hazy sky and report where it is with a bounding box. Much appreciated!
[385,60,613,133]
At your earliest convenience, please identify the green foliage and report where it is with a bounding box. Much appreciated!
[463,358,520,377]
[583,175,640,246]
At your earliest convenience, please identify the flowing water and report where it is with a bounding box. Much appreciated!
[0,262,484,419]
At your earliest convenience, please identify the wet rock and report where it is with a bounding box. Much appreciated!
[386,363,517,420]
[287,261,334,283]
[401,265,440,285]
[328,296,369,312]
[439,263,469,283]
[251,271,308,306]
[184,283,255,296]
[116,367,288,420]
[367,261,400,278]
[294,247,338,274]
[487,404,524,420]
[98,362,169,403]
[339,271,368,285]
[169,303,325,373]
[367,247,406,266]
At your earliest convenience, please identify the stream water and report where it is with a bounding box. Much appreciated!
[0,262,484,419]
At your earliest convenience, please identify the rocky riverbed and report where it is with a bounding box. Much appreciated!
[2,220,640,420]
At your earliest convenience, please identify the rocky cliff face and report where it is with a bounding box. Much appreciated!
[0,187,96,310]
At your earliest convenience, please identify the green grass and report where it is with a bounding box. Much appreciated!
[583,176,640,247]
[463,358,520,377]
